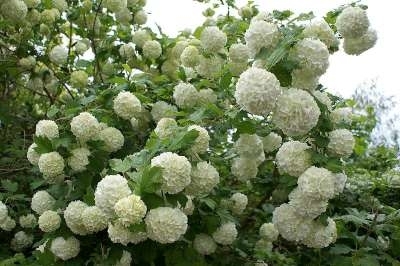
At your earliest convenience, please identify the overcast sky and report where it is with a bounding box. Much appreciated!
[146,0,397,100]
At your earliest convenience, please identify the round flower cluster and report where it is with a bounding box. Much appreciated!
[103,0,127,12]
[38,210,61,232]
[70,70,88,89]
[297,166,336,200]
[150,152,192,194]
[0,0,28,23]
[244,21,280,57]
[108,222,147,245]
[171,40,189,59]
[70,112,100,142]
[302,20,338,48]
[98,127,125,152]
[19,56,36,70]
[115,250,132,266]
[67,147,90,172]
[231,157,258,181]
[35,120,59,140]
[24,0,40,8]
[185,161,220,196]
[154,118,178,139]
[19,214,37,229]
[119,43,135,59]
[262,132,282,153]
[288,188,328,219]
[151,101,177,122]
[1,216,16,231]
[50,236,80,261]
[173,83,199,109]
[95,175,132,218]
[234,134,264,158]
[212,222,238,245]
[259,223,279,242]
[313,91,332,111]
[114,195,147,226]
[31,191,55,215]
[134,10,147,25]
[113,91,142,120]
[115,9,132,25]
[53,0,68,11]
[0,201,8,224]
[200,26,227,53]
[334,173,348,195]
[302,218,337,248]
[234,67,281,115]
[64,200,89,235]
[273,88,321,136]
[229,192,248,215]
[132,30,151,48]
[180,46,200,67]
[229,43,250,63]
[343,28,377,55]
[41,9,60,25]
[38,152,65,179]
[198,88,217,104]
[336,6,369,38]
[330,107,353,126]
[187,125,210,154]
[193,234,217,255]
[145,207,188,244]
[10,231,33,251]
[81,206,108,233]
[49,45,68,65]
[195,55,223,79]
[327,129,355,158]
[27,143,40,165]
[143,40,162,59]
[276,141,311,177]
[228,61,248,76]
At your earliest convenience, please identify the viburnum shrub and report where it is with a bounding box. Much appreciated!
[1,0,396,265]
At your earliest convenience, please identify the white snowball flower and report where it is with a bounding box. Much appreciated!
[64,200,89,235]
[193,234,217,255]
[231,157,258,181]
[70,112,100,142]
[27,143,40,165]
[198,88,217,104]
[67,147,90,172]
[244,21,280,57]
[38,210,61,232]
[132,30,151,48]
[19,56,36,70]
[336,6,369,38]
[185,161,220,196]
[81,206,109,233]
[195,55,223,79]
[150,152,191,194]
[288,188,328,219]
[19,214,37,229]
[0,201,8,224]
[276,141,311,177]
[251,11,274,23]
[302,20,338,48]
[200,26,227,53]
[134,10,147,25]
[234,134,264,158]
[230,192,248,215]
[291,68,320,91]
[262,132,282,153]
[49,45,68,65]
[313,91,332,111]
[145,207,188,244]
[238,5,253,19]
[143,40,162,59]
[38,152,64,178]
[234,67,281,115]
[330,107,353,126]
[0,216,16,231]
[53,0,68,11]
[114,195,147,226]
[119,43,135,59]
[98,127,125,152]
[115,8,132,25]
[154,118,178,140]
[95,175,132,218]
[173,83,199,108]
[303,218,337,248]
[113,91,142,120]
[75,41,88,55]
[333,173,347,196]
[24,0,40,8]
[259,223,279,242]
[290,38,329,76]
[115,250,133,266]
[31,191,55,215]
[297,166,336,200]
[1,0,27,23]
[151,101,177,122]
[182,196,195,216]
[171,40,189,59]
[229,43,250,63]
[108,221,147,245]
[35,120,59,139]
[70,70,88,89]
[50,236,80,261]
[187,125,210,154]
[327,129,355,158]
[181,46,200,67]
[254,239,273,252]
[212,222,238,245]
[273,88,321,136]
[343,28,377,55]
[103,0,127,12]
[11,231,33,251]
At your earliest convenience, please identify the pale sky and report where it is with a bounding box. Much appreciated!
[146,0,398,100]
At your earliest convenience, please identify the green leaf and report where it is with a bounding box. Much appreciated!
[109,157,132,173]
[46,105,59,118]
[329,244,353,255]
[1,180,18,193]
[166,193,188,207]
[82,186,95,205]
[128,221,146,233]
[134,166,163,195]
[167,129,199,152]
[272,10,294,20]
[33,136,53,154]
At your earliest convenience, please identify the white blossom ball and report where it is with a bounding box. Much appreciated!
[196,55,223,79]
[53,0,68,11]
[67,147,90,172]
[151,152,191,194]
[244,21,280,57]
[103,0,127,12]
[171,40,189,59]
[327,129,355,158]
[49,45,68,65]
[38,210,61,232]
[343,28,377,55]
[230,192,248,215]
[151,101,177,122]
[145,207,188,244]
[114,195,147,226]
[143,40,162,59]
[187,125,210,154]
[19,56,36,70]
[119,43,135,59]
[273,88,321,136]
[38,152,64,178]
[254,239,273,253]
[288,188,328,219]
[303,218,337,248]
[108,221,147,245]
[64,200,89,235]
[262,132,282,153]
[185,161,219,196]
[134,10,147,25]
[75,41,88,55]
[313,91,332,111]
[333,173,348,195]
[336,6,369,38]
[19,214,37,229]
[154,118,178,140]
[41,8,60,24]
[228,61,248,76]
[234,134,264,158]
[212,222,238,245]
[276,141,311,177]
[0,201,8,224]
[181,46,200,67]
[115,8,132,25]
[193,234,217,255]
[235,67,281,115]
[291,38,329,76]
[50,236,80,261]
[95,175,132,218]
[182,196,195,216]
[70,70,88,89]
[81,206,109,233]
[1,0,27,23]
[259,223,279,242]
[35,120,59,139]
[24,0,40,8]
[116,250,132,266]
[132,30,151,48]
[229,43,250,63]
[27,143,40,165]
[291,68,320,91]
[31,191,55,215]
[198,88,217,104]
[113,91,142,120]
[70,112,100,142]
[231,157,258,181]
[297,166,336,200]
[330,107,353,126]
[11,231,33,251]
[200,26,227,53]
[0,216,16,231]
[302,20,338,48]
[98,127,125,152]
[173,83,199,108]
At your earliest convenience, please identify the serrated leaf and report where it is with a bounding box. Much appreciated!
[134,166,163,195]
[46,105,59,118]
[1,180,18,193]
[109,157,132,173]
[329,244,353,255]
[167,129,199,152]
[33,136,53,154]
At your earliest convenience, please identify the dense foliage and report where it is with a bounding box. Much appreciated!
[0,0,398,265]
